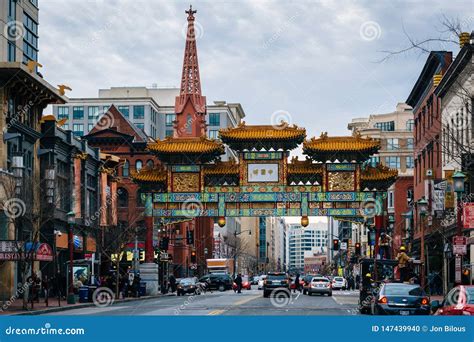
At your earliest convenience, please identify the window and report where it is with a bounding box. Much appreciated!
[209,113,220,126]
[133,105,145,119]
[57,106,69,119]
[8,0,16,20]
[122,160,129,177]
[146,160,154,168]
[406,138,414,149]
[22,14,38,63]
[88,123,94,132]
[63,124,69,130]
[375,121,395,131]
[387,138,399,150]
[135,160,143,171]
[385,156,400,169]
[165,114,176,126]
[88,106,99,120]
[208,130,218,139]
[165,130,173,138]
[103,105,109,113]
[7,41,15,62]
[118,106,129,117]
[370,156,380,166]
[186,114,192,134]
[117,188,129,207]
[406,156,414,169]
[136,190,145,207]
[406,119,414,131]
[135,123,145,131]
[73,106,84,119]
[72,124,84,137]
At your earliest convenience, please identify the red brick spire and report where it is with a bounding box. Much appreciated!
[174,5,207,138]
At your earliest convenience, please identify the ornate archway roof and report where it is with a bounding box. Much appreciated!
[360,163,398,189]
[131,166,167,183]
[303,131,380,162]
[147,136,224,163]
[219,121,306,151]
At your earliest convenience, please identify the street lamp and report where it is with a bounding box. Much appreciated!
[452,171,466,236]
[417,198,428,288]
[66,211,76,304]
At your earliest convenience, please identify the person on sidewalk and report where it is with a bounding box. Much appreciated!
[42,275,50,306]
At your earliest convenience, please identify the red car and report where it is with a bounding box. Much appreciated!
[290,277,305,290]
[432,285,474,315]
[233,276,251,291]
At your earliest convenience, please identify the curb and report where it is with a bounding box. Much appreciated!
[12,294,167,316]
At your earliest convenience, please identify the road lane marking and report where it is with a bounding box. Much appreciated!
[207,309,225,315]
[234,294,261,306]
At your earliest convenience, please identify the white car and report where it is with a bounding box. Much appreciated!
[257,275,267,290]
[331,276,347,290]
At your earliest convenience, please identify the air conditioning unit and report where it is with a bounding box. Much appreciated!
[425,169,433,177]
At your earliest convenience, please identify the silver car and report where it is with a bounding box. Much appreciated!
[307,277,332,296]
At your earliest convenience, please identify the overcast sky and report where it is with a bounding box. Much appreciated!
[39,0,471,137]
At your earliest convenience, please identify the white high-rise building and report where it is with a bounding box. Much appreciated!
[287,222,328,273]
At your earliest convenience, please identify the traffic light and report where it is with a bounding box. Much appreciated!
[186,230,194,245]
[333,239,339,251]
[190,250,196,263]
[355,242,361,255]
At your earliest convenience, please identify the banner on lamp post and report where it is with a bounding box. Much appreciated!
[462,203,474,228]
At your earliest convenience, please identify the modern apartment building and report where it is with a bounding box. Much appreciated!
[348,103,415,251]
[1,0,39,64]
[52,87,245,149]
[287,223,328,273]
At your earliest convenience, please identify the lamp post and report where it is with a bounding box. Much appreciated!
[452,171,466,236]
[417,198,428,289]
[66,211,76,304]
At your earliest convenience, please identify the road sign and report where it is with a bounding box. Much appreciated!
[453,236,467,255]
[190,264,197,270]
[340,242,347,250]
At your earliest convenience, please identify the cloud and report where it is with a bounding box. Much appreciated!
[39,0,471,136]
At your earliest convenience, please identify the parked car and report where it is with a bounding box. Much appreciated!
[177,277,199,296]
[371,283,430,315]
[432,285,474,315]
[263,272,290,298]
[233,276,252,291]
[198,273,233,291]
[250,276,260,285]
[258,275,267,290]
[306,276,332,296]
[331,277,347,290]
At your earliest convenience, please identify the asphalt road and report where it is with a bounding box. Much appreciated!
[43,287,360,316]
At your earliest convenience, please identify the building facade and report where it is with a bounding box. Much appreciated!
[287,223,328,273]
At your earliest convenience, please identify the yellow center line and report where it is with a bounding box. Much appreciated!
[234,294,261,306]
[207,309,225,316]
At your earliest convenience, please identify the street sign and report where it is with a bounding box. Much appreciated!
[190,264,197,270]
[463,203,474,228]
[455,255,462,283]
[340,242,347,250]
[453,236,467,255]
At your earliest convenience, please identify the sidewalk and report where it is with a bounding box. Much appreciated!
[0,293,174,316]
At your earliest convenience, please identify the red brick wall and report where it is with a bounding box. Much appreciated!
[393,176,413,250]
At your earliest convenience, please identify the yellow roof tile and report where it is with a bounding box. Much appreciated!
[147,136,225,154]
[219,121,306,141]
[303,132,380,152]
[131,167,167,182]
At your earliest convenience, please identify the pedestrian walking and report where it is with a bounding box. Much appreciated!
[42,275,50,307]
[169,274,176,294]
[294,274,301,293]
[235,273,243,293]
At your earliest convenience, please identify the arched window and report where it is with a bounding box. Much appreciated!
[135,160,143,171]
[146,160,154,168]
[186,114,192,134]
[122,160,129,177]
[137,189,145,207]
[117,187,128,207]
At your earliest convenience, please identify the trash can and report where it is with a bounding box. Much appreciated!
[139,282,146,297]
[78,286,89,303]
[88,285,97,302]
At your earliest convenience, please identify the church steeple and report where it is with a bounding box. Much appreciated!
[174,5,207,138]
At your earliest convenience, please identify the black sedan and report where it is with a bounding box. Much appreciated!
[177,277,200,296]
[371,283,430,315]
